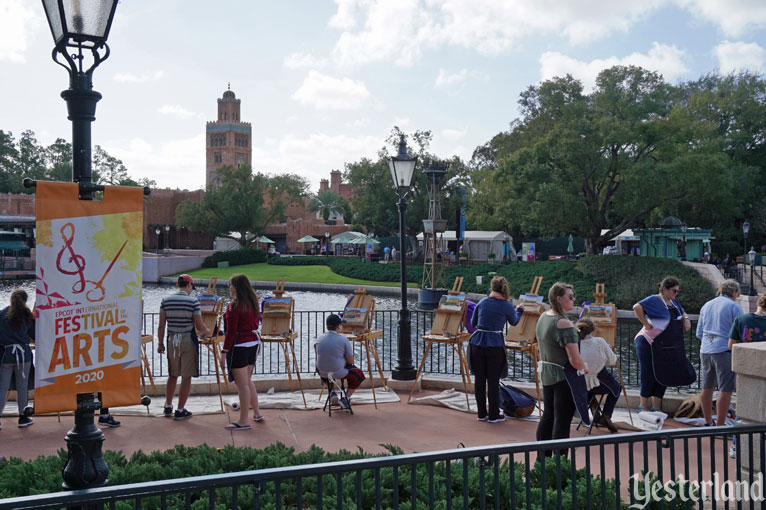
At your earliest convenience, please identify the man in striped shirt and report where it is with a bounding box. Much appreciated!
[157,274,211,420]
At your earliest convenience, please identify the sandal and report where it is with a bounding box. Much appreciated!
[650,407,661,412]
[225,422,251,430]
[253,415,265,422]
[637,405,651,412]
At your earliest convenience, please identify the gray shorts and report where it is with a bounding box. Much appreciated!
[701,351,736,392]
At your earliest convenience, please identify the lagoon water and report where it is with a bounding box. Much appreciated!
[0,280,402,312]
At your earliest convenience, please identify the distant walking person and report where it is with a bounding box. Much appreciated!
[219,274,263,430]
[696,280,742,426]
[633,277,692,412]
[157,275,211,420]
[0,289,35,429]
[469,276,524,423]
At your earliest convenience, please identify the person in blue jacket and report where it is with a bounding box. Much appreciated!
[470,276,524,422]
[0,289,35,429]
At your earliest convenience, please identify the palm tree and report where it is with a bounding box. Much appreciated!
[308,189,344,222]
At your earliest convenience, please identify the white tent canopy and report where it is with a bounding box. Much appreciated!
[416,230,513,261]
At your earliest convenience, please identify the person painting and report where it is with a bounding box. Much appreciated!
[576,318,620,433]
[220,274,264,430]
[536,282,588,445]
[632,277,693,413]
[0,289,35,429]
[469,276,524,423]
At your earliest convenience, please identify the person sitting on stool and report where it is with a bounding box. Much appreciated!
[315,314,365,410]
[576,318,620,433]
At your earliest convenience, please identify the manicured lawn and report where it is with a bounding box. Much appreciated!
[181,263,418,288]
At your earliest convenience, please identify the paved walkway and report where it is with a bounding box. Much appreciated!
[2,389,691,462]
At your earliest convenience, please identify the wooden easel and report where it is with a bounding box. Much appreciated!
[139,301,156,400]
[409,278,472,407]
[197,298,228,412]
[260,280,306,407]
[582,283,633,426]
[337,288,386,408]
[203,277,218,296]
[505,276,546,415]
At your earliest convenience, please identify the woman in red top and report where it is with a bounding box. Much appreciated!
[219,274,263,429]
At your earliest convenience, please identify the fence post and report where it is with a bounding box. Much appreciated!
[731,342,766,477]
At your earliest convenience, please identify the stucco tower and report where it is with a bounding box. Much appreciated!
[205,84,252,188]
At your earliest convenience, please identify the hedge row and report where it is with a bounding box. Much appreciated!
[268,255,715,312]
[202,248,267,268]
[0,443,626,509]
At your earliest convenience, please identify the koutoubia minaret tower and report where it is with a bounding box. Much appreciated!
[205,84,252,188]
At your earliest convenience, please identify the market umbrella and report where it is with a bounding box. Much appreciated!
[257,236,275,244]
[349,235,380,245]
[297,235,320,243]
[331,231,363,244]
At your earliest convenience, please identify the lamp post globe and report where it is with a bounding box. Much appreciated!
[749,246,757,296]
[164,224,171,250]
[389,135,417,380]
[42,0,119,490]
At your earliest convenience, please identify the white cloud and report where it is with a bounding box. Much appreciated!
[158,105,205,120]
[113,71,165,83]
[714,40,766,73]
[102,135,206,190]
[328,0,367,29]
[435,68,467,87]
[441,128,466,140]
[283,52,328,69]
[0,0,40,62]
[292,70,371,110]
[676,0,766,37]
[252,132,382,186]
[539,42,689,90]
[330,0,665,67]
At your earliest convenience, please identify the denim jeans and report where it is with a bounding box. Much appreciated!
[635,336,666,399]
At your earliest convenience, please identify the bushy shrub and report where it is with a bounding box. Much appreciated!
[202,248,266,268]
[0,444,628,509]
[268,255,715,312]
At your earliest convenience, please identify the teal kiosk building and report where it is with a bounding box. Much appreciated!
[634,216,713,261]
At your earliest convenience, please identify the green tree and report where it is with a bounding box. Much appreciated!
[176,164,308,248]
[307,189,344,222]
[0,130,21,194]
[345,127,470,253]
[469,66,731,255]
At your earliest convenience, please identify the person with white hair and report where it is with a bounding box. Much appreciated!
[696,279,742,426]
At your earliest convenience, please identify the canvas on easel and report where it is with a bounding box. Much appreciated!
[410,277,472,406]
[342,288,375,334]
[260,280,305,406]
[505,276,546,345]
[582,283,617,346]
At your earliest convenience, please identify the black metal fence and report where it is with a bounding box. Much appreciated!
[141,311,704,391]
[3,423,762,509]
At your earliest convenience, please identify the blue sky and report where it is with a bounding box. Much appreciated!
[1,0,765,191]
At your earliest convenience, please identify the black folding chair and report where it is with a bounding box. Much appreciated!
[320,374,353,417]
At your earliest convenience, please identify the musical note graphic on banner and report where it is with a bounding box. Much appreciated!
[55,222,87,293]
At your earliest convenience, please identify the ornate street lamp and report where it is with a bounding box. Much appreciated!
[164,224,171,250]
[41,0,119,490]
[42,0,118,200]
[744,220,750,284]
[325,230,331,256]
[679,223,687,261]
[155,227,161,254]
[388,135,418,380]
[749,246,757,297]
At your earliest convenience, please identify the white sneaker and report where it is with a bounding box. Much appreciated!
[729,444,737,459]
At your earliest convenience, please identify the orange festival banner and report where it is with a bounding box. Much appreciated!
[34,182,144,414]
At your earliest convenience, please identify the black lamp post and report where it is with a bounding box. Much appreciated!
[155,227,161,254]
[388,135,418,380]
[164,224,171,250]
[325,230,331,256]
[679,223,688,261]
[749,246,757,296]
[41,0,119,490]
[744,220,750,284]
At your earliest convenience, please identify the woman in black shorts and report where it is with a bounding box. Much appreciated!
[220,274,263,430]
